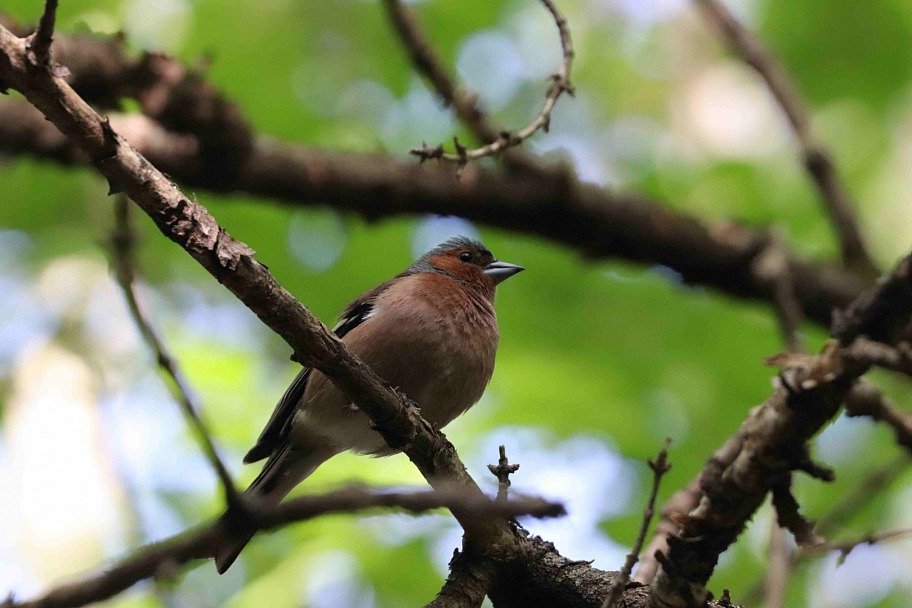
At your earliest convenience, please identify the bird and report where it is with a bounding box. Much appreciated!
[214,236,523,572]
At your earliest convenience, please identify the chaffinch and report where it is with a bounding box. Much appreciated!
[215,236,523,572]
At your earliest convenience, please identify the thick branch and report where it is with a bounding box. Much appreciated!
[693,0,876,275]
[0,98,871,329]
[424,550,496,608]
[648,250,912,606]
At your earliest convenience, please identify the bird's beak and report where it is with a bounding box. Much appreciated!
[484,260,524,284]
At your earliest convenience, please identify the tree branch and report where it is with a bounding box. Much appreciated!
[488,445,521,502]
[380,0,499,144]
[796,526,912,562]
[25,0,57,67]
[692,0,876,276]
[649,246,912,604]
[11,486,563,608]
[752,230,805,352]
[0,97,872,329]
[741,451,909,606]
[423,549,496,608]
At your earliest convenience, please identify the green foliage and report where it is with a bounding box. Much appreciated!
[2,1,912,607]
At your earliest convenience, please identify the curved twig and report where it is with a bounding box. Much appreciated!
[408,0,574,173]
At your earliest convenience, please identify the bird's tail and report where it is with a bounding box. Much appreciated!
[214,444,335,574]
[213,510,257,575]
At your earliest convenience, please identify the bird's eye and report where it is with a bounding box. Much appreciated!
[459,251,474,262]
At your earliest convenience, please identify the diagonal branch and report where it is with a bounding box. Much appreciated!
[109,196,239,506]
[423,549,495,608]
[796,526,912,562]
[844,380,912,454]
[693,0,877,276]
[648,248,912,606]
[0,14,514,551]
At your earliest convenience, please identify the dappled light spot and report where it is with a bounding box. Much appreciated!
[304,550,375,608]
[611,0,687,26]
[412,216,479,260]
[288,209,348,272]
[809,545,910,608]
[673,62,789,159]
[123,0,193,52]
[381,78,459,151]
[456,32,526,112]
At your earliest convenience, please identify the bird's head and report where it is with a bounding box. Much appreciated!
[415,236,524,295]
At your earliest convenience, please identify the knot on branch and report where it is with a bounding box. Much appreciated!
[24,0,61,73]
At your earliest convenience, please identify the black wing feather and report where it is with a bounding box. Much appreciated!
[242,279,397,464]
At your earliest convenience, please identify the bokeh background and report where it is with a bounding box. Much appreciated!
[2,0,912,606]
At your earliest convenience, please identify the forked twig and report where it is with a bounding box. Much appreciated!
[407,0,574,174]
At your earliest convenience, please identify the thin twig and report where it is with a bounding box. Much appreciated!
[764,521,790,608]
[109,196,239,507]
[381,0,499,144]
[408,0,574,174]
[743,454,910,606]
[13,486,564,608]
[601,439,672,608]
[796,526,912,562]
[25,0,57,66]
[752,230,805,352]
[634,434,742,585]
[817,455,909,537]
[488,445,520,502]
[693,0,876,275]
[844,380,912,455]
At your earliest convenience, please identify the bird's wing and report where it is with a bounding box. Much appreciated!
[242,278,398,464]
